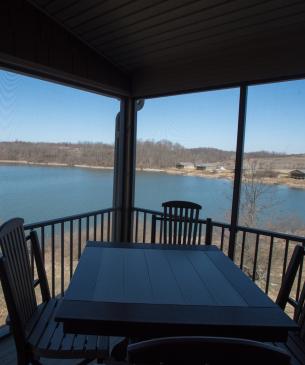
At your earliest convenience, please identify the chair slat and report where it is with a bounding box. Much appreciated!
[15,226,37,318]
[61,333,76,351]
[182,209,188,245]
[192,210,200,245]
[73,334,87,350]
[1,235,25,320]
[187,209,194,245]
[98,336,110,353]
[28,299,58,347]
[86,335,98,351]
[48,323,65,351]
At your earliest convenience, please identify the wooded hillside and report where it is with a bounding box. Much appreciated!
[0,140,299,169]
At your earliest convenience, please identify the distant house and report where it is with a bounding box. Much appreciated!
[195,164,207,170]
[290,169,305,179]
[176,162,195,169]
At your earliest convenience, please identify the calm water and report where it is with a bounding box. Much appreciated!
[1,165,305,229]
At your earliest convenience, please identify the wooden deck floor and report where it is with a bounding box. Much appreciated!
[0,335,103,364]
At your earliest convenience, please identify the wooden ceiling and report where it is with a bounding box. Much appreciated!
[17,0,305,96]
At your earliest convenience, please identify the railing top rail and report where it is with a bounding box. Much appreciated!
[133,206,165,216]
[133,207,305,244]
[24,207,116,230]
[236,225,305,243]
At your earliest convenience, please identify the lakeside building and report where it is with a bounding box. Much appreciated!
[176,162,195,169]
[195,164,207,170]
[290,169,305,179]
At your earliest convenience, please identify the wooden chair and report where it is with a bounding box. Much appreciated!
[151,201,202,245]
[274,244,305,364]
[0,218,109,365]
[127,336,291,365]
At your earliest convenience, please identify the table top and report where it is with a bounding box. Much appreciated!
[55,242,297,341]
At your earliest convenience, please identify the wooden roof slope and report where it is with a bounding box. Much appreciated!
[1,0,305,97]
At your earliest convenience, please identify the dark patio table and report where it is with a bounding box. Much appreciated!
[55,242,297,341]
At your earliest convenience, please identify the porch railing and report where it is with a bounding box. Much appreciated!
[23,208,115,298]
[1,205,305,330]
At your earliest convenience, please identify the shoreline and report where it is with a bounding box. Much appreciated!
[1,160,305,190]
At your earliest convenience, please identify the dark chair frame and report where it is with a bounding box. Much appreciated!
[276,245,305,314]
[276,244,305,343]
[127,336,291,365]
[151,200,203,245]
[0,218,109,365]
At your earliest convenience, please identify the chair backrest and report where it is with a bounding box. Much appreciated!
[276,244,305,339]
[152,201,202,245]
[127,336,291,365]
[0,218,50,334]
[276,245,305,311]
[0,218,37,326]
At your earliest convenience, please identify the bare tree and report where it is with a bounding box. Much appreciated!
[239,159,277,227]
[236,159,279,282]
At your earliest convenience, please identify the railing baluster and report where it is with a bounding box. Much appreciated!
[86,216,89,241]
[240,231,246,270]
[252,234,260,282]
[135,210,139,243]
[265,236,274,294]
[61,222,64,296]
[220,227,225,251]
[143,212,147,243]
[78,218,82,260]
[282,238,290,282]
[107,211,110,241]
[70,220,73,280]
[101,213,104,241]
[94,214,97,241]
[51,224,55,298]
[41,226,45,264]
[30,238,35,279]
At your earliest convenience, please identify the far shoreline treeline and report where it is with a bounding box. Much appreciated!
[0,140,296,170]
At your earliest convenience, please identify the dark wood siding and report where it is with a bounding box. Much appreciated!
[0,0,130,97]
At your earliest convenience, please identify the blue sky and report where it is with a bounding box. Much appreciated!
[0,69,304,153]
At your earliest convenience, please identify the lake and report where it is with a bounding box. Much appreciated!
[0,164,305,230]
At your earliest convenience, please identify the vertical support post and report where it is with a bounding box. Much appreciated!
[112,97,137,242]
[228,85,248,260]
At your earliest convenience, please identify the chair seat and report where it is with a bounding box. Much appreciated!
[26,299,109,359]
